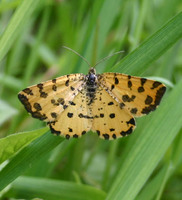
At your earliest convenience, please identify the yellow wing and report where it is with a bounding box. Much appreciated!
[91,87,136,140]
[48,90,92,139]
[99,73,166,117]
[18,74,85,123]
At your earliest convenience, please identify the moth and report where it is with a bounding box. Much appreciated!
[18,48,166,140]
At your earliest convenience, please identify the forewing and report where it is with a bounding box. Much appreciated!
[18,74,85,122]
[91,87,136,140]
[99,73,166,117]
[49,90,92,139]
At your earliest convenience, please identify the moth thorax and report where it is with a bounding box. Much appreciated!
[86,72,98,87]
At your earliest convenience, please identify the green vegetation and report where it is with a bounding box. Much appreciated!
[0,0,182,199]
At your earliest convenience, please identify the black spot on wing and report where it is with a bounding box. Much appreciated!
[37,83,43,89]
[103,134,109,140]
[67,112,73,118]
[109,113,115,118]
[66,134,70,139]
[65,79,69,86]
[31,112,47,120]
[82,131,86,135]
[49,124,61,135]
[155,86,166,105]
[51,99,56,104]
[52,85,57,91]
[70,86,75,91]
[73,134,78,138]
[78,113,93,119]
[63,105,68,110]
[141,105,156,114]
[40,92,48,98]
[138,86,145,93]
[122,95,136,102]
[37,83,48,98]
[23,88,33,95]
[128,80,132,89]
[130,108,138,114]
[127,118,135,126]
[120,126,133,136]
[96,130,100,136]
[119,102,125,109]
[69,101,76,106]
[112,134,116,139]
[52,79,56,83]
[68,128,73,132]
[51,112,57,118]
[18,94,31,112]
[151,81,162,89]
[141,78,147,86]
[115,77,119,85]
[33,103,42,111]
[145,95,153,105]
[58,98,65,105]
[100,113,104,118]
[111,84,115,90]
[108,101,114,105]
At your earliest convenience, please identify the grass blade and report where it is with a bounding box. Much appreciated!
[0,0,42,63]
[7,176,106,200]
[0,100,17,126]
[0,127,47,164]
[112,11,182,75]
[0,131,64,191]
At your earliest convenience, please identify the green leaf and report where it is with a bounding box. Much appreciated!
[0,127,47,164]
[7,176,106,200]
[135,165,170,200]
[0,131,64,191]
[112,11,182,75]
[106,79,182,200]
[0,0,43,63]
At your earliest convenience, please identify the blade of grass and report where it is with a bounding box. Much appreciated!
[7,176,106,200]
[106,79,182,200]
[0,99,17,126]
[155,163,173,200]
[102,140,119,190]
[95,0,126,58]
[135,165,170,200]
[112,11,182,75]
[0,0,21,13]
[45,139,77,177]
[129,0,148,51]
[0,74,22,91]
[0,0,42,63]
[0,127,47,164]
[0,131,64,191]
[24,6,50,86]
[77,0,127,74]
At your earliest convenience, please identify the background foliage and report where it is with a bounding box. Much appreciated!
[0,0,182,199]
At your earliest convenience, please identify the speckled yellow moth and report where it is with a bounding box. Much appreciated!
[18,48,166,140]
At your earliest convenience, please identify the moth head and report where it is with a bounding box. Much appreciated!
[88,67,96,74]
[86,68,98,85]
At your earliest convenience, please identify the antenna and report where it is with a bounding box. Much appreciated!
[63,46,124,68]
[92,51,124,68]
[62,46,91,68]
